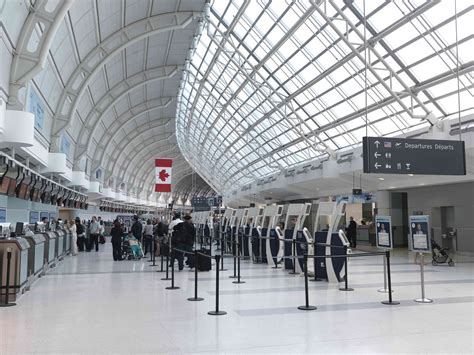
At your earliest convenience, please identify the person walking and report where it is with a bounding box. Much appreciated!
[69,219,78,256]
[75,218,86,252]
[110,220,123,261]
[89,216,101,252]
[346,216,358,248]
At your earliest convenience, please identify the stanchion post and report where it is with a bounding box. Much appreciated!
[378,255,393,293]
[414,252,433,303]
[298,254,317,311]
[188,250,204,301]
[0,249,17,307]
[288,239,299,275]
[339,246,354,291]
[382,250,400,305]
[233,240,245,284]
[157,252,165,273]
[161,242,171,280]
[166,247,180,290]
[208,255,227,315]
[229,238,237,279]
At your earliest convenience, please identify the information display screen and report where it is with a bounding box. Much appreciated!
[363,137,466,175]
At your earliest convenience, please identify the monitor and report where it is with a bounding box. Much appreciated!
[15,222,24,236]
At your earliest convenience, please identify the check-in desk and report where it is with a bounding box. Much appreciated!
[55,230,66,260]
[43,232,57,267]
[24,234,46,277]
[0,238,30,301]
[64,229,72,255]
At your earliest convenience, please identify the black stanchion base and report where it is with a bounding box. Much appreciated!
[298,305,317,311]
[232,280,246,284]
[288,272,299,275]
[161,277,172,280]
[208,310,227,316]
[381,300,400,305]
[310,278,324,282]
[228,275,237,279]
[0,303,16,307]
[220,268,228,271]
[187,297,204,301]
[149,264,156,267]
[165,286,180,290]
[339,287,354,291]
[156,270,165,273]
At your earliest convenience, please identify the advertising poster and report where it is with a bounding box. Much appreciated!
[30,211,39,224]
[376,215,392,249]
[409,215,431,252]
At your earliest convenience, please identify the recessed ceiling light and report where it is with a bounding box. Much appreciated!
[408,174,414,177]
[388,186,395,189]
[378,177,385,181]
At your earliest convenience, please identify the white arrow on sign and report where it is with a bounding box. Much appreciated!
[374,163,381,169]
[374,152,381,158]
[374,140,380,148]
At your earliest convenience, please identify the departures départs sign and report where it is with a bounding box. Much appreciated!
[363,137,466,175]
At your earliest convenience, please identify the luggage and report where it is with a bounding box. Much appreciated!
[197,248,212,271]
[99,235,106,244]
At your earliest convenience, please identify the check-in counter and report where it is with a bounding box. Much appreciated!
[43,232,57,267]
[64,229,72,255]
[55,230,66,259]
[24,234,46,277]
[0,238,30,301]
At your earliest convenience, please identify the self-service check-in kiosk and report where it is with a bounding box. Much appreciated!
[24,233,46,277]
[313,201,350,282]
[247,207,265,263]
[0,235,30,301]
[262,205,284,268]
[238,209,250,258]
[244,207,263,261]
[221,208,234,253]
[55,229,66,261]
[283,203,312,274]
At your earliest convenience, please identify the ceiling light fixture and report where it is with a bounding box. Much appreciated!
[378,177,385,181]
[408,174,414,177]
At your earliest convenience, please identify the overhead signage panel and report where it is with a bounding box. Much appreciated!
[362,137,466,175]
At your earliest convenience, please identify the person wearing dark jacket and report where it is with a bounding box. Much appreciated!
[346,216,357,248]
[111,220,124,261]
[171,215,196,270]
[131,216,143,243]
[75,217,86,252]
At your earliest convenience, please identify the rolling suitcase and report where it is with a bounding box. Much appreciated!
[198,248,212,271]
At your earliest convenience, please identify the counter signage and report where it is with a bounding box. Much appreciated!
[363,136,466,175]
[40,212,49,221]
[375,215,392,250]
[409,215,431,252]
[0,208,6,223]
[30,211,39,224]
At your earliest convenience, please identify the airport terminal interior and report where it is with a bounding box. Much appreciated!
[0,0,473,354]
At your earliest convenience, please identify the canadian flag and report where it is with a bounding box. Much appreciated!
[155,159,172,193]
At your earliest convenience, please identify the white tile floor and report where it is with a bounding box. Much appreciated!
[1,242,473,354]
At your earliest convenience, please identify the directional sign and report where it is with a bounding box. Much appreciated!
[363,137,466,175]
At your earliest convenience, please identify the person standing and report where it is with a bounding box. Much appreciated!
[346,216,357,248]
[110,219,123,261]
[143,219,154,256]
[75,218,86,252]
[171,215,195,271]
[69,219,78,256]
[89,216,101,252]
[131,216,143,243]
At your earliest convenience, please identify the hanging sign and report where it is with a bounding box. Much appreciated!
[375,215,392,249]
[155,159,172,193]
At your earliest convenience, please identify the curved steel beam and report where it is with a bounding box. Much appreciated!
[92,105,175,171]
[51,11,199,139]
[104,124,175,177]
[8,0,74,108]
[74,66,178,160]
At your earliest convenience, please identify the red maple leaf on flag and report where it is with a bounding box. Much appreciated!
[158,169,169,182]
